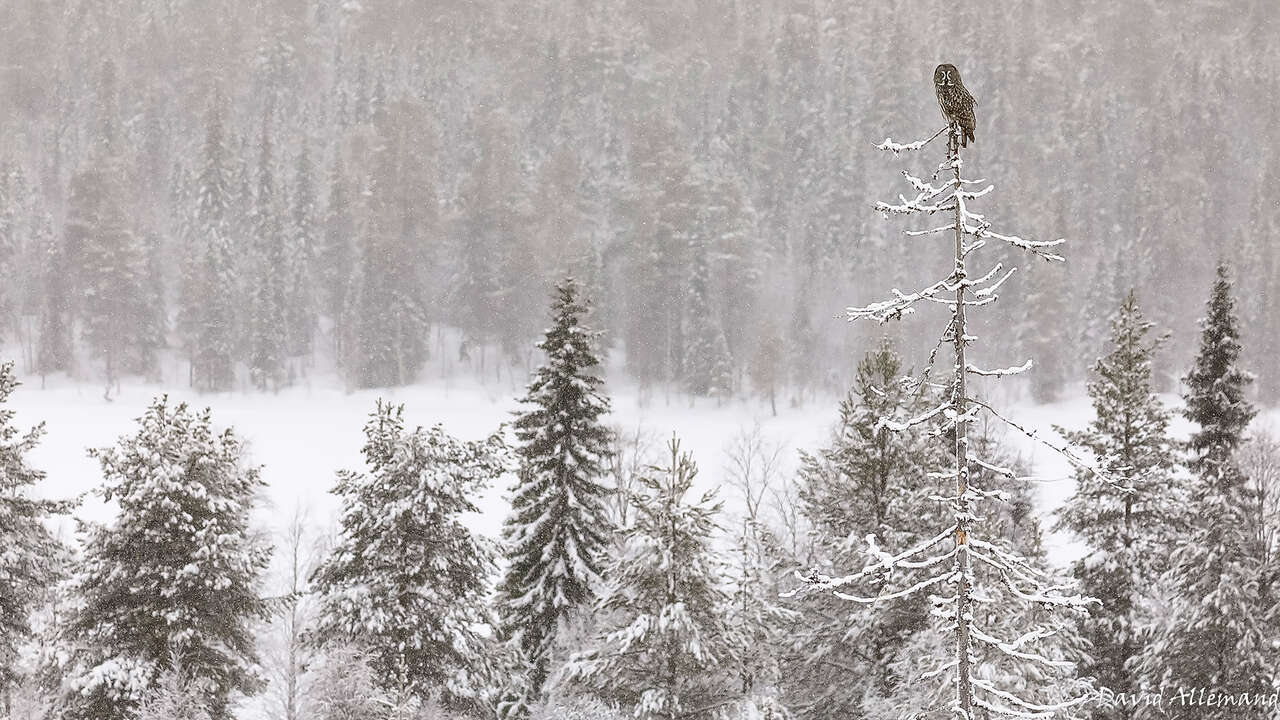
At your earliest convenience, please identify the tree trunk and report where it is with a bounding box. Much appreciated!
[949,126,975,720]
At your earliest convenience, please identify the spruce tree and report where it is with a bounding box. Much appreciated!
[285,142,318,361]
[61,398,271,720]
[623,114,697,385]
[138,232,168,379]
[0,362,68,700]
[319,155,354,322]
[1132,264,1276,720]
[35,216,72,379]
[564,438,736,720]
[1054,290,1179,717]
[74,59,150,390]
[1019,258,1070,403]
[726,509,794,718]
[682,238,733,398]
[310,401,507,713]
[0,164,14,338]
[496,278,614,715]
[183,95,238,392]
[77,174,147,390]
[748,317,784,416]
[785,340,947,718]
[342,101,434,388]
[452,108,518,361]
[247,110,288,391]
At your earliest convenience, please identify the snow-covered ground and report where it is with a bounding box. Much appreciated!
[12,368,829,549]
[12,361,1242,570]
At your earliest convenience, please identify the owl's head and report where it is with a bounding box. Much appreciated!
[934,64,960,88]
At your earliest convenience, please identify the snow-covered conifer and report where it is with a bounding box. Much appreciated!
[1018,259,1070,403]
[748,318,784,416]
[452,108,522,361]
[285,142,318,360]
[77,172,148,391]
[35,216,73,379]
[247,109,289,391]
[725,458,796,718]
[183,94,239,392]
[319,155,354,322]
[61,398,271,720]
[138,232,168,379]
[310,401,508,714]
[73,60,150,391]
[683,238,734,398]
[342,101,434,388]
[1054,290,1180,714]
[1131,264,1275,720]
[563,437,736,719]
[623,114,698,386]
[787,295,817,404]
[496,277,614,713]
[785,340,946,717]
[0,362,68,699]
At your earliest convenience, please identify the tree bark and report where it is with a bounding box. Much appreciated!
[949,125,975,720]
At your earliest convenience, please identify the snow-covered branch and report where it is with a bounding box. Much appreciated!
[846,263,1011,323]
[968,226,1066,262]
[873,125,948,154]
[876,398,951,432]
[965,360,1033,377]
[972,678,1092,719]
[965,396,1134,493]
[785,525,957,597]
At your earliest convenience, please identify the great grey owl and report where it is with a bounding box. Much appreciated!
[934,64,976,148]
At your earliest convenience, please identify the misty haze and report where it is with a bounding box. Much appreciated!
[0,2,1277,720]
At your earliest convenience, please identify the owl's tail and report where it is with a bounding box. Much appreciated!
[963,126,975,148]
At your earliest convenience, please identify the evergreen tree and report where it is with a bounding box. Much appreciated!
[726,514,794,719]
[319,155,354,321]
[285,142,318,361]
[787,294,817,403]
[61,398,271,720]
[858,424,1089,720]
[0,362,68,700]
[76,170,148,390]
[342,101,435,388]
[0,162,15,340]
[496,278,614,714]
[247,111,288,391]
[183,95,238,392]
[702,155,759,377]
[138,232,168,379]
[748,317,784,416]
[310,401,507,713]
[1133,264,1276,719]
[682,238,733,398]
[622,113,696,386]
[1055,290,1180,717]
[1074,247,1127,378]
[35,216,72,379]
[452,108,521,360]
[66,61,149,389]
[784,340,946,718]
[1020,258,1071,403]
[564,438,736,720]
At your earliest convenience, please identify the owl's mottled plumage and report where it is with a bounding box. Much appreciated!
[934,63,976,148]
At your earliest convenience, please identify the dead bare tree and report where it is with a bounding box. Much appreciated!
[790,110,1104,719]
